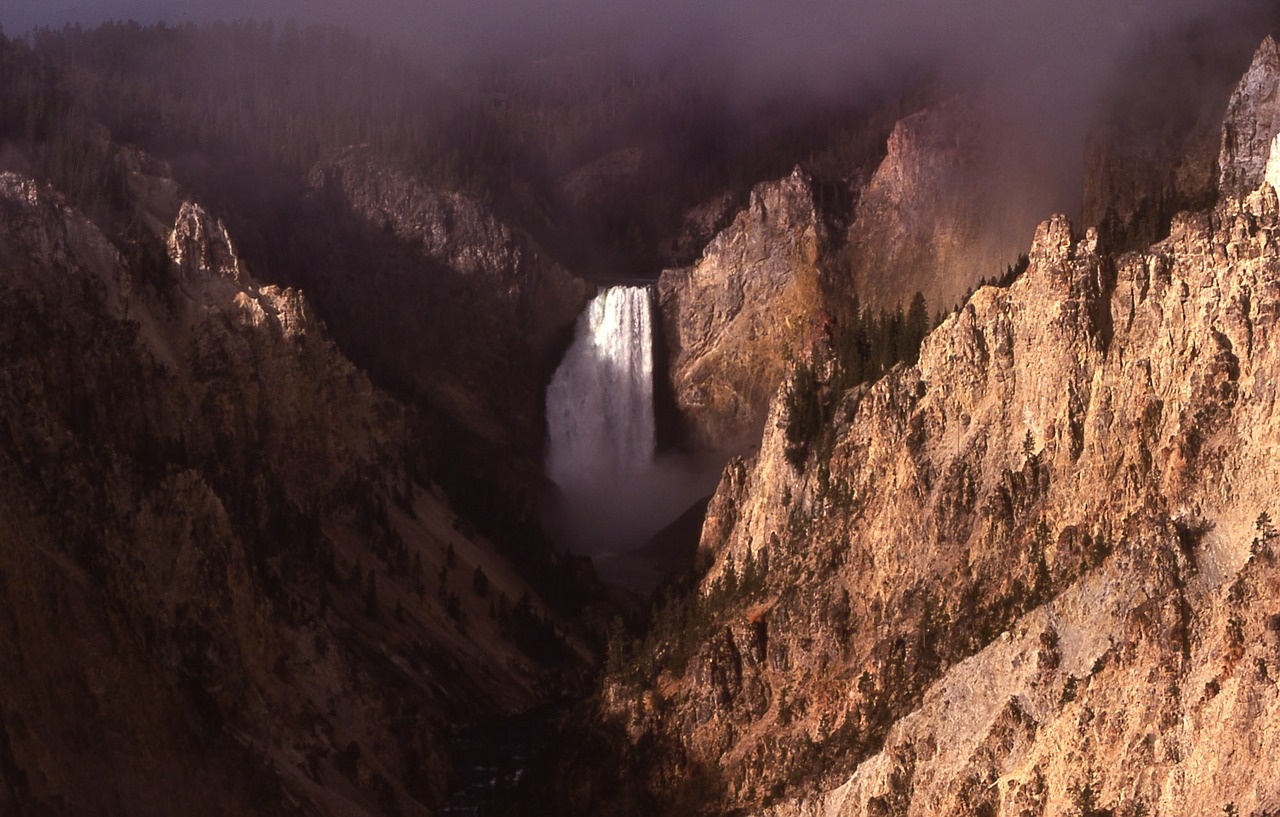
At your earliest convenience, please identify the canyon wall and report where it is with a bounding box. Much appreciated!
[566,40,1280,817]
[0,149,591,817]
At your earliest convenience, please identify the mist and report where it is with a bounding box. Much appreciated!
[4,0,1274,579]
[543,450,725,591]
[0,0,1235,94]
[3,0,1260,221]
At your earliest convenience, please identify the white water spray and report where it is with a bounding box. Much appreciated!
[546,286,655,492]
[544,285,723,588]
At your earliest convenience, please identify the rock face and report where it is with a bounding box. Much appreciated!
[657,167,829,454]
[843,99,1013,312]
[1078,15,1278,251]
[654,103,1008,457]
[1220,36,1280,198]
[0,154,590,816]
[301,148,589,454]
[1266,133,1280,192]
[659,190,744,269]
[572,55,1280,814]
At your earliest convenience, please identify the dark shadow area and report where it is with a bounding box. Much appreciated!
[650,298,686,453]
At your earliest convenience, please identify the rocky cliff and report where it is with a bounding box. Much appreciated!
[842,99,1014,313]
[0,150,591,816]
[558,44,1280,817]
[297,148,589,462]
[657,167,829,455]
[654,99,1018,457]
[1220,36,1280,199]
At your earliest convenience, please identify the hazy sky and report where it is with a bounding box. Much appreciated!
[0,0,1234,131]
[0,0,1223,69]
[0,1,1237,109]
[0,0,1262,226]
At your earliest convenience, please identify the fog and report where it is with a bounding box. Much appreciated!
[544,450,725,591]
[4,0,1273,584]
[3,0,1260,222]
[0,0,1234,90]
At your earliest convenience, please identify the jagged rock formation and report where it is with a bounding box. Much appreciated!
[654,102,1007,456]
[0,152,591,816]
[657,168,829,454]
[1080,14,1280,251]
[300,148,589,454]
[563,46,1280,817]
[659,190,744,269]
[1220,36,1280,198]
[842,99,1014,313]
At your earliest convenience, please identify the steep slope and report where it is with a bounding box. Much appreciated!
[301,148,588,454]
[652,99,1008,457]
[744,181,1280,817]
[0,152,591,817]
[1081,12,1280,250]
[841,99,1015,313]
[1220,36,1280,199]
[657,168,830,454]
[551,48,1280,816]
[233,148,591,534]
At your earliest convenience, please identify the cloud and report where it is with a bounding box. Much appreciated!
[0,0,1222,70]
[2,0,1265,222]
[0,1,1235,105]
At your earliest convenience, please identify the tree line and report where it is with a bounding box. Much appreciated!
[785,291,931,468]
[0,20,912,278]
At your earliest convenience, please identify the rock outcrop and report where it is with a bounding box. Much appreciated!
[1220,36,1280,199]
[0,155,591,817]
[565,47,1280,814]
[657,167,829,454]
[740,188,1280,815]
[1266,133,1280,192]
[659,190,744,269]
[842,99,1014,312]
[1078,13,1279,251]
[654,101,1019,457]
[301,148,589,454]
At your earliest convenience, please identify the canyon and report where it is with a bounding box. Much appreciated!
[2,10,1280,817]
[538,33,1280,817]
[0,143,597,816]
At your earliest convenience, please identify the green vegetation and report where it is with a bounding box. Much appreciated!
[364,573,378,619]
[952,253,1030,314]
[784,362,825,469]
[784,291,931,469]
[1254,511,1277,559]
[604,543,772,683]
[1060,675,1079,706]
[1070,771,1102,817]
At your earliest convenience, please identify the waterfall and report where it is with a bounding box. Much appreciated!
[545,285,655,495]
[544,284,723,588]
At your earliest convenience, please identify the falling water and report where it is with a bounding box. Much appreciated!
[546,285,655,494]
[544,285,723,588]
